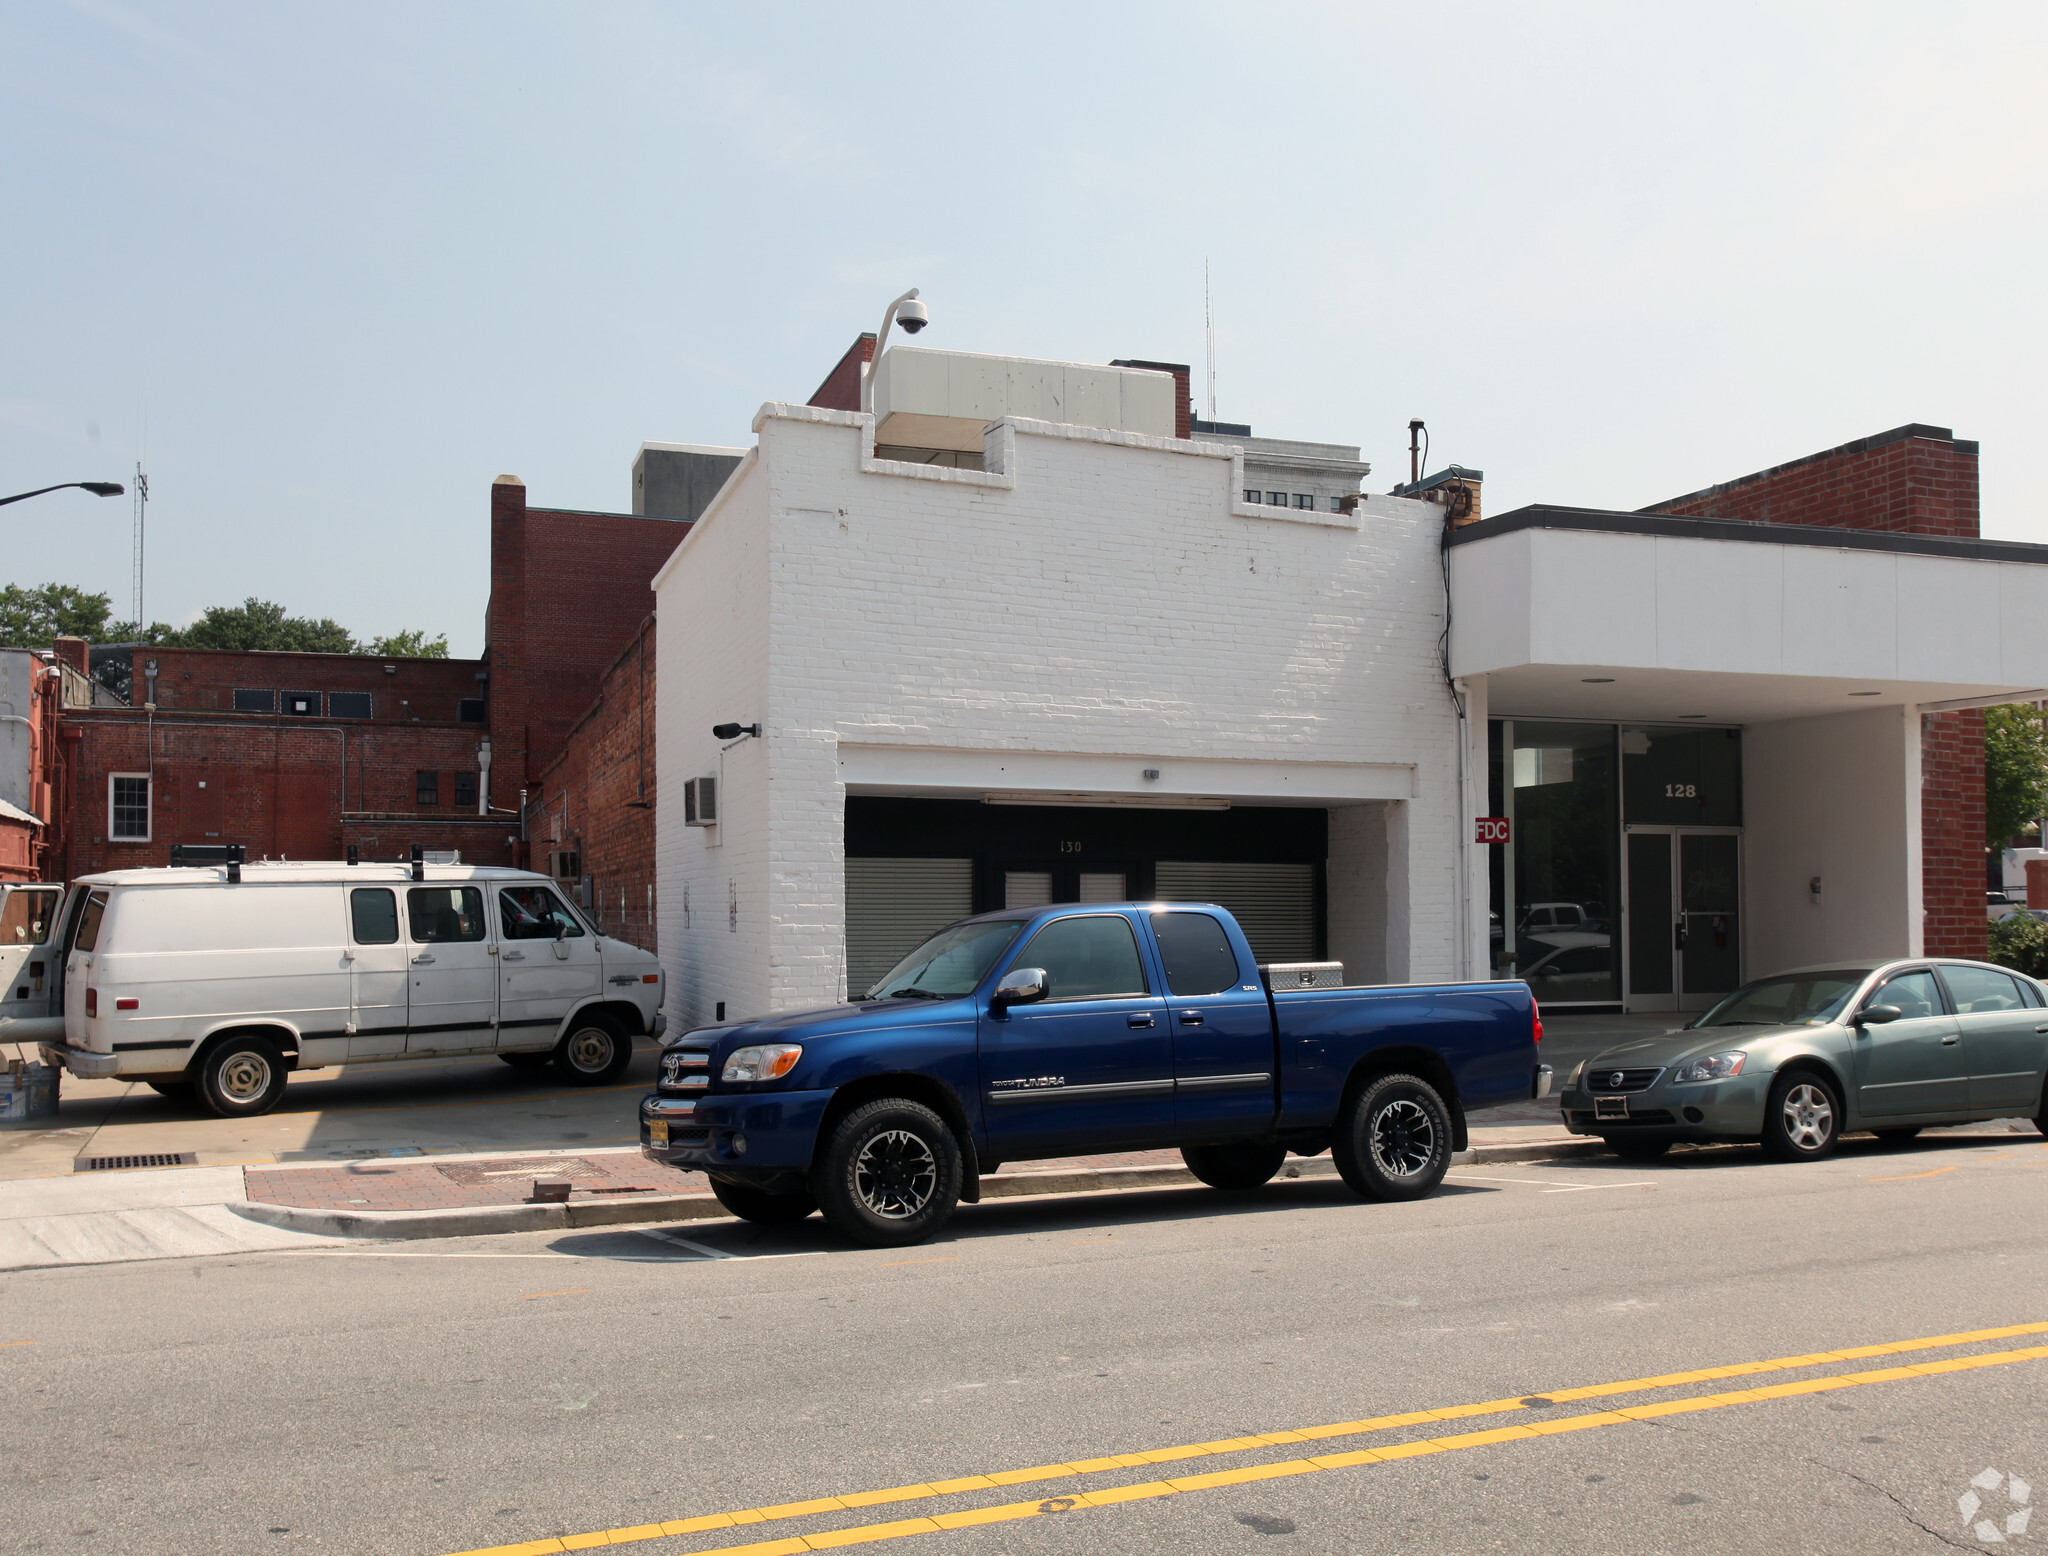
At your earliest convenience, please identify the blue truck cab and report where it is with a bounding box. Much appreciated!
[641,902,1546,1246]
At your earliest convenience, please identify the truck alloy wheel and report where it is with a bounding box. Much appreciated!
[1761,1071,1840,1161]
[814,1098,962,1247]
[552,1015,632,1085]
[1332,1073,1452,1202]
[197,1036,288,1118]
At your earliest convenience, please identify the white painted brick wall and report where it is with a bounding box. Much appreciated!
[655,406,1463,1026]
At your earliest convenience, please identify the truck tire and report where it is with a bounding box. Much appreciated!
[1760,1070,1840,1161]
[196,1035,289,1119]
[1181,1141,1286,1190]
[1332,1072,1452,1202]
[813,1098,962,1247]
[711,1179,818,1224]
[552,1014,633,1085]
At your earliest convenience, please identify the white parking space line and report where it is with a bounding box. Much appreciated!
[1449,1172,1657,1193]
[632,1228,829,1262]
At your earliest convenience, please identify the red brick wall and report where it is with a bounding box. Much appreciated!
[530,615,658,950]
[809,335,876,414]
[1921,710,1989,959]
[134,646,482,722]
[1644,424,1979,539]
[485,477,691,793]
[1652,425,1987,957]
[65,710,513,876]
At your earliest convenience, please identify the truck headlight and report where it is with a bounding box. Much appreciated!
[1673,1051,1747,1084]
[721,1043,803,1083]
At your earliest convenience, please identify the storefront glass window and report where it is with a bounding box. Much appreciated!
[1488,720,1620,1002]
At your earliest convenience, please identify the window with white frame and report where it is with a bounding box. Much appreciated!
[109,774,151,841]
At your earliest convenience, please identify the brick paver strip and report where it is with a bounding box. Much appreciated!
[243,1147,1193,1212]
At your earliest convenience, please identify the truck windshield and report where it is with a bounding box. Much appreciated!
[867,920,1025,1001]
[1690,971,1865,1029]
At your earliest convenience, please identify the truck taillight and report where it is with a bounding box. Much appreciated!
[85,988,97,1018]
[1532,998,1543,1045]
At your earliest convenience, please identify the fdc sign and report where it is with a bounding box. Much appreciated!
[1475,817,1511,845]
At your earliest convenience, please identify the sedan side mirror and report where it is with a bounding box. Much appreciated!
[1855,1003,1903,1026]
[992,967,1049,1008]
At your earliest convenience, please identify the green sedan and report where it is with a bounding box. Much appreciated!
[1558,958,2048,1161]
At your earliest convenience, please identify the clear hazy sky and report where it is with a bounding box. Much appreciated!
[6,2,2044,656]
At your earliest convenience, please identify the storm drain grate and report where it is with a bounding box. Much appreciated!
[74,1153,198,1172]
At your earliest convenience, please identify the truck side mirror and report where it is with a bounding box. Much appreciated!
[1854,1003,1902,1026]
[992,967,1048,1008]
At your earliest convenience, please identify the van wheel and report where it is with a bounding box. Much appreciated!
[499,1052,553,1071]
[1181,1141,1287,1190]
[552,1016,632,1085]
[146,1081,193,1101]
[711,1179,818,1224]
[197,1036,288,1118]
[1761,1071,1841,1161]
[813,1098,961,1247]
[1332,1072,1452,1202]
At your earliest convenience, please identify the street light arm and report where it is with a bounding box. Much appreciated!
[860,288,921,415]
[0,481,125,508]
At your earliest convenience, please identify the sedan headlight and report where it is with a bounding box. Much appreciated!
[721,1043,803,1083]
[1673,1051,1747,1084]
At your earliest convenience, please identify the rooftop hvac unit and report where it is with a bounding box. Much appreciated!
[684,775,718,827]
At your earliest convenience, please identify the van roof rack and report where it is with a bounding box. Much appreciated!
[169,843,246,883]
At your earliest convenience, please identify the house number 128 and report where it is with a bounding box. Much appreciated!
[1665,783,1697,798]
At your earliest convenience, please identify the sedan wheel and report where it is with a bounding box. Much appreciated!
[1761,1071,1840,1161]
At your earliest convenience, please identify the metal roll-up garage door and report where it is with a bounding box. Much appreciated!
[844,857,975,997]
[1154,861,1317,963]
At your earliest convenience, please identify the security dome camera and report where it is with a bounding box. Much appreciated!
[896,298,930,334]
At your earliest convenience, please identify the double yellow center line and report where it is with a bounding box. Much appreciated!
[447,1319,2048,1556]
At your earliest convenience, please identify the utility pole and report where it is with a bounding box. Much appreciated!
[1204,260,1216,422]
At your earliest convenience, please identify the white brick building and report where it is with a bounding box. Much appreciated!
[653,359,1473,1028]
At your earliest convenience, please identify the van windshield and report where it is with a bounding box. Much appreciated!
[867,920,1024,1001]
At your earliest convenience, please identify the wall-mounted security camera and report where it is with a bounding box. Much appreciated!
[712,722,763,740]
[896,298,930,334]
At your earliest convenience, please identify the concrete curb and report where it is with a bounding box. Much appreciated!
[1466,1139,1606,1165]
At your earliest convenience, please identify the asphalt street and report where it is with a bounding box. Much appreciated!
[6,1128,2046,1556]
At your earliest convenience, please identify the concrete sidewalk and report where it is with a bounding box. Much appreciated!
[0,1163,347,1271]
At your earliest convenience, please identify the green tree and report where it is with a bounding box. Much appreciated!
[1988,911,2048,979]
[0,582,114,647]
[1984,703,2048,849]
[366,628,450,659]
[175,597,358,655]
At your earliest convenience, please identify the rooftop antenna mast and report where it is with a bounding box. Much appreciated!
[130,402,148,629]
[1204,259,1216,421]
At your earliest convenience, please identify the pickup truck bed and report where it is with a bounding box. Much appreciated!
[642,902,1543,1245]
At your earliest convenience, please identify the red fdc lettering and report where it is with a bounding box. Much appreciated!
[1475,817,1511,846]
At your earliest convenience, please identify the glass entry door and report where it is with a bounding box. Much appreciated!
[1625,830,1741,1013]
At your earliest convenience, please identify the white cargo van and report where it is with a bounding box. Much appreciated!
[38,861,665,1117]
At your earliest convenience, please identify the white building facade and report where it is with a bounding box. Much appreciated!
[649,353,2048,1023]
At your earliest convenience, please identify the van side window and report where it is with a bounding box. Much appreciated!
[499,886,584,940]
[350,888,400,945]
[0,889,60,945]
[406,887,486,943]
[71,891,108,954]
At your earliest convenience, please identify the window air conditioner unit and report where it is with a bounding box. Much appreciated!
[684,775,718,827]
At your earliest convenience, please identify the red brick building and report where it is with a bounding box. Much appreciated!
[1644,423,1989,959]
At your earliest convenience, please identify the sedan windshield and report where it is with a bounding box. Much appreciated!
[866,920,1025,1001]
[1690,971,1866,1029]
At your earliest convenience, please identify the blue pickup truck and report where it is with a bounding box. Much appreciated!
[640,903,1546,1246]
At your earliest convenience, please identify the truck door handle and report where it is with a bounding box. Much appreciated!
[1127,1014,1155,1029]
[502,951,525,961]
[1177,1011,1204,1026]
[412,954,436,965]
